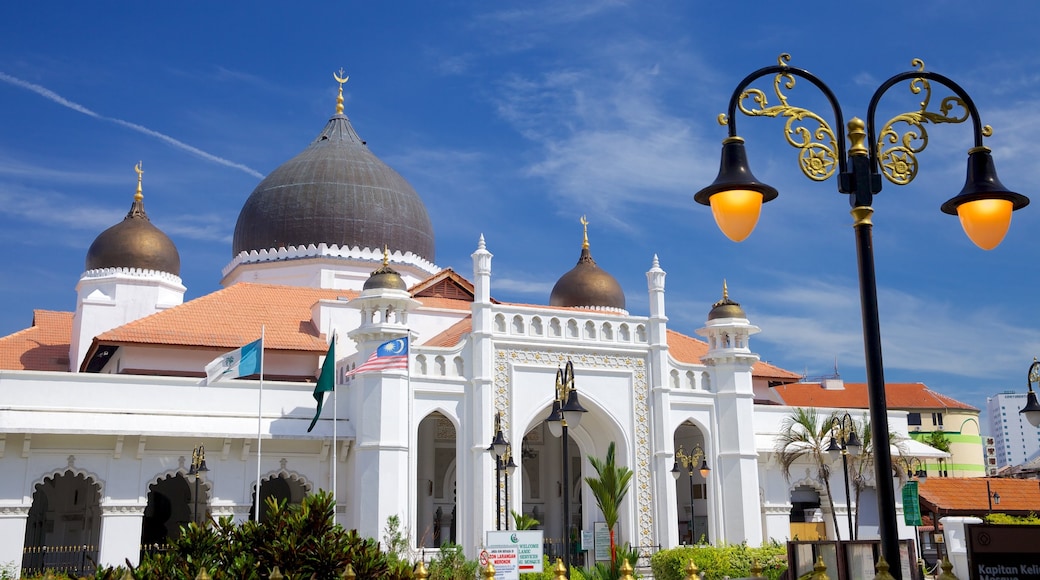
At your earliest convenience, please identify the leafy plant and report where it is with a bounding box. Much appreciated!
[774,408,840,538]
[650,542,787,580]
[584,441,633,564]
[426,543,478,580]
[512,510,540,530]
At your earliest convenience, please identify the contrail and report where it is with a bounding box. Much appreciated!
[0,71,265,179]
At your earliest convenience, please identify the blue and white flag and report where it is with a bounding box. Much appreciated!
[203,338,262,385]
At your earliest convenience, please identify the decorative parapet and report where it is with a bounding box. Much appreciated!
[80,267,183,285]
[222,243,439,278]
[490,309,647,346]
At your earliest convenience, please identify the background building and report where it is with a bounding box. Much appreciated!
[986,391,1040,469]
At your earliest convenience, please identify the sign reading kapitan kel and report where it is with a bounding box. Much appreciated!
[487,530,544,574]
[967,524,1040,580]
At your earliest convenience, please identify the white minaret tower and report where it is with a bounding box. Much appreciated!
[696,281,763,545]
[345,251,420,538]
[71,163,185,371]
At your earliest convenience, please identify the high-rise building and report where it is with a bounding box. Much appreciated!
[985,392,1040,468]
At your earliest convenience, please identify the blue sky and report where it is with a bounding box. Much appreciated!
[1,1,1039,423]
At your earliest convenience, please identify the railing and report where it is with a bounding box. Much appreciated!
[21,544,98,576]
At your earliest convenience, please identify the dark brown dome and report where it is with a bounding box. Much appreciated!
[707,281,746,320]
[363,255,408,291]
[232,113,435,261]
[550,246,626,311]
[85,193,180,275]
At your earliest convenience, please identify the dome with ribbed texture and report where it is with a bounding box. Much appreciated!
[707,281,746,320]
[233,112,435,261]
[550,242,626,312]
[85,188,180,276]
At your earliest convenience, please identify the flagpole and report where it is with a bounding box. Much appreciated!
[254,325,265,523]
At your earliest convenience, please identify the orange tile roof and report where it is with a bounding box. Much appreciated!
[91,283,356,354]
[424,318,473,347]
[0,310,73,371]
[414,296,473,311]
[666,330,801,379]
[773,382,976,412]
[919,477,1040,514]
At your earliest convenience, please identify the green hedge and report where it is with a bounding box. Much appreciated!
[650,542,787,580]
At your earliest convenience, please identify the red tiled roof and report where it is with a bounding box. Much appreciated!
[91,283,355,353]
[666,330,801,379]
[773,382,976,412]
[424,318,473,347]
[0,310,73,371]
[919,477,1040,514]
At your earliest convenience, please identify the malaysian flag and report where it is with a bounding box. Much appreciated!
[346,337,409,376]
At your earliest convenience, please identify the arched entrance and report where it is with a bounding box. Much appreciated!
[673,421,709,544]
[522,420,582,565]
[416,411,457,548]
[141,473,193,545]
[790,484,826,540]
[250,473,309,523]
[22,470,102,575]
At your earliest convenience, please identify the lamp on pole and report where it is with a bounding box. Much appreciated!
[670,444,710,544]
[188,444,209,525]
[488,412,510,531]
[1019,358,1040,427]
[899,456,928,484]
[986,480,1000,512]
[504,448,517,530]
[547,360,587,579]
[825,413,862,540]
[694,54,1028,576]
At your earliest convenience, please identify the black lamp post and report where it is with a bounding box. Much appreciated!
[547,360,587,579]
[188,444,209,525]
[825,413,862,540]
[695,54,1029,577]
[986,479,1001,512]
[900,456,928,483]
[504,448,517,530]
[1019,358,1040,427]
[488,412,510,531]
[670,444,710,544]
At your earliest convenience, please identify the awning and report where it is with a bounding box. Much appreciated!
[897,438,950,459]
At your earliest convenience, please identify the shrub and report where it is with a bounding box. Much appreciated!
[650,542,787,580]
[427,543,478,580]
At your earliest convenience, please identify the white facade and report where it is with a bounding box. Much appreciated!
[986,392,1040,468]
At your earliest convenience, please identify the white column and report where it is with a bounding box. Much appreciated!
[0,506,29,577]
[98,504,146,568]
[646,255,679,548]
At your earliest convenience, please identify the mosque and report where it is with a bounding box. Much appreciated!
[0,78,941,573]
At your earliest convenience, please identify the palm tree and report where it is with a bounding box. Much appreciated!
[585,441,633,563]
[847,417,910,540]
[774,407,841,539]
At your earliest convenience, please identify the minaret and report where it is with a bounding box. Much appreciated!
[466,234,497,549]
[696,281,763,544]
[345,247,420,538]
[71,162,185,371]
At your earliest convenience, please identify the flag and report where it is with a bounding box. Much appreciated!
[307,338,336,432]
[346,337,409,376]
[203,338,262,385]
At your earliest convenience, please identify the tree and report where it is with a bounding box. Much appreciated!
[774,408,841,539]
[585,441,633,564]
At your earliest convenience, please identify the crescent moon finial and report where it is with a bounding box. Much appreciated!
[580,215,589,249]
[334,68,349,115]
[134,161,144,201]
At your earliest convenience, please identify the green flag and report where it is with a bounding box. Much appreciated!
[902,480,922,526]
[307,338,335,432]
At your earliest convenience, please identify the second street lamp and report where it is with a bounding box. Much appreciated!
[695,54,1029,577]
[825,413,862,540]
[1019,358,1040,427]
[488,412,510,530]
[547,360,587,579]
[671,444,710,544]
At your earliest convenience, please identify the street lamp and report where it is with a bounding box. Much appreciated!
[899,457,927,483]
[695,54,1028,576]
[547,360,587,578]
[1019,358,1040,427]
[825,413,862,540]
[488,412,511,531]
[986,480,1001,512]
[670,444,710,544]
[188,444,209,525]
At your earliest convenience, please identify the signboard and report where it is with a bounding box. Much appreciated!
[478,548,518,580]
[902,481,922,526]
[593,521,610,563]
[486,530,544,573]
[581,530,594,551]
[967,524,1040,580]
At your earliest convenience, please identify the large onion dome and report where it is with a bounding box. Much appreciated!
[707,280,746,320]
[549,219,626,311]
[85,164,180,275]
[232,79,435,262]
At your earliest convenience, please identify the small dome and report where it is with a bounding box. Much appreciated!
[550,220,625,311]
[707,281,746,320]
[85,165,180,275]
[363,251,407,291]
[233,79,434,261]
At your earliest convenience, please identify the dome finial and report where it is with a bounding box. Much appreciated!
[722,279,729,301]
[580,215,590,249]
[383,244,390,267]
[334,69,349,115]
[134,161,144,202]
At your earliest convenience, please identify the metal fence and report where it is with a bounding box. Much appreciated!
[21,544,98,577]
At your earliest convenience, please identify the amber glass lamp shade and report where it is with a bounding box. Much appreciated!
[695,137,779,242]
[940,148,1029,250]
